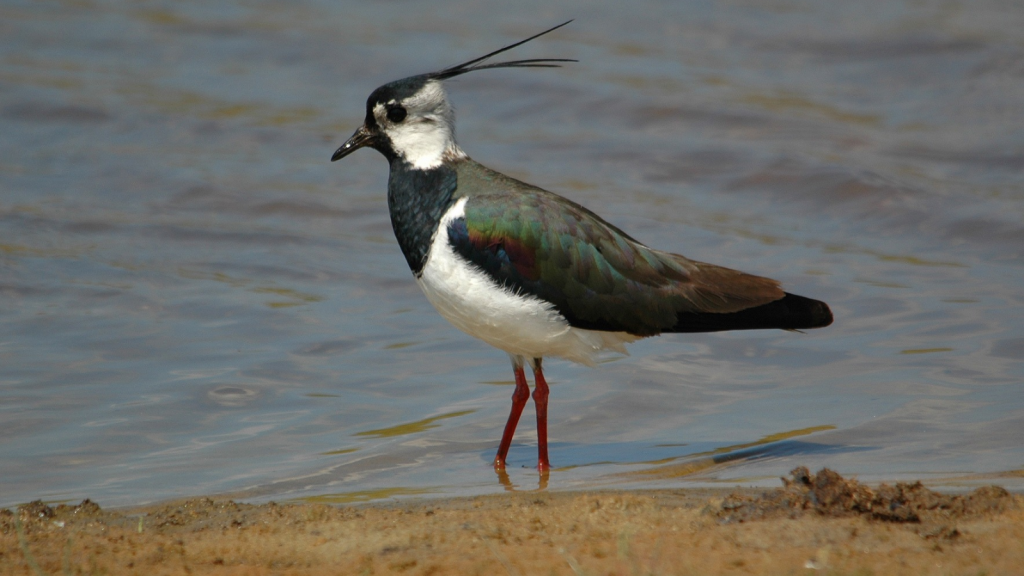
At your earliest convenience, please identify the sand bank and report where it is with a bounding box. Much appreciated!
[3,468,1021,575]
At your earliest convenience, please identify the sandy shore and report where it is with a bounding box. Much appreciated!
[3,468,1021,575]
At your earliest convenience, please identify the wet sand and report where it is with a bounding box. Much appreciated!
[3,469,1021,575]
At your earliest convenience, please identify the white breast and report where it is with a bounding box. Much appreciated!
[415,198,640,365]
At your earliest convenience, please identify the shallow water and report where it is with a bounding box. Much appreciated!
[2,0,1023,507]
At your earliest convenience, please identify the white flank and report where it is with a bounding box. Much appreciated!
[416,198,640,365]
[377,80,466,170]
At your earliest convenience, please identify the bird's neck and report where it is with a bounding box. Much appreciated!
[387,158,460,277]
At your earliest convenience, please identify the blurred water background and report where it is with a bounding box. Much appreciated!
[2,0,1023,507]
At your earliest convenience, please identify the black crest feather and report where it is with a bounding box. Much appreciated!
[428,20,575,81]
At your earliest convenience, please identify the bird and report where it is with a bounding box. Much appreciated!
[330,21,833,472]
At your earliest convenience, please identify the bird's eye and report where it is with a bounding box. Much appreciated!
[386,105,407,123]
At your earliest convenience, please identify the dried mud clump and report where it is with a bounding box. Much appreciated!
[2,499,103,536]
[717,466,1014,531]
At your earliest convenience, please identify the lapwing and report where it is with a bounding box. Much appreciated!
[330,21,833,472]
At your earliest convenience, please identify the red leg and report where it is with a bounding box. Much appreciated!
[494,359,530,470]
[531,358,551,471]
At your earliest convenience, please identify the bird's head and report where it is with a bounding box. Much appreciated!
[331,21,575,171]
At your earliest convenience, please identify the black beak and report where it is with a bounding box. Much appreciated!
[331,125,374,161]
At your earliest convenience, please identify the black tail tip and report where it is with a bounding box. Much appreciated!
[788,293,833,329]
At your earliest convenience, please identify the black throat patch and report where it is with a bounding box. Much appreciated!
[387,159,458,276]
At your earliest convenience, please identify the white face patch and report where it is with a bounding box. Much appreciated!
[375,80,466,170]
